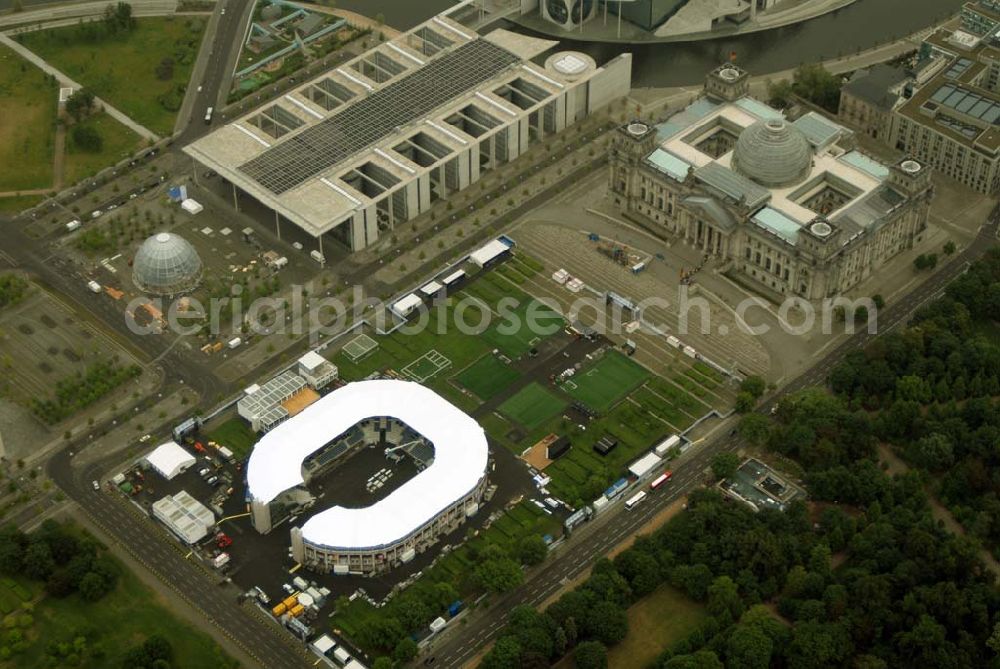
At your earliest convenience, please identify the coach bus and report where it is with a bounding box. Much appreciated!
[650,471,673,490]
[624,491,647,510]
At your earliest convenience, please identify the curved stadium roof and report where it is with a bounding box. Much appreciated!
[246,379,489,551]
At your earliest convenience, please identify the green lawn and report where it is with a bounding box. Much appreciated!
[607,586,708,669]
[481,298,564,358]
[455,354,519,400]
[206,416,257,460]
[0,44,57,192]
[6,551,236,668]
[21,17,206,135]
[0,194,45,214]
[564,351,650,412]
[64,112,144,184]
[499,382,567,429]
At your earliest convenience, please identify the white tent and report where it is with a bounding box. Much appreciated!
[310,634,336,655]
[628,452,663,479]
[181,198,203,215]
[469,239,510,267]
[145,441,195,480]
[390,293,423,318]
[152,491,214,544]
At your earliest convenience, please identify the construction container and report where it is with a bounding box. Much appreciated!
[282,595,298,609]
[289,604,305,617]
[272,602,287,617]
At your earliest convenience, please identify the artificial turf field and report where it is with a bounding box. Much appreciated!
[499,382,568,429]
[326,262,719,504]
[563,351,651,411]
[456,354,520,400]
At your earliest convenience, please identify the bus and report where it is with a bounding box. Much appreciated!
[204,106,214,124]
[624,491,647,510]
[650,471,673,490]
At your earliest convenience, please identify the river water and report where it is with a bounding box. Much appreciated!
[332,0,967,86]
[509,0,968,86]
[0,0,968,87]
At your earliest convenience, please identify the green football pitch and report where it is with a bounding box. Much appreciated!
[480,299,564,358]
[499,382,568,429]
[564,351,650,411]
[456,354,519,400]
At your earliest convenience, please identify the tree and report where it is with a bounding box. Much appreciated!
[154,57,174,81]
[372,658,392,669]
[906,433,954,471]
[574,640,608,669]
[0,526,27,575]
[735,391,756,413]
[481,636,521,669]
[77,572,109,602]
[766,79,794,108]
[707,575,744,624]
[739,414,771,446]
[872,294,885,309]
[72,125,102,153]
[943,240,956,255]
[22,541,55,581]
[103,2,135,34]
[726,624,773,669]
[393,637,417,663]
[665,650,724,669]
[740,376,766,399]
[65,89,96,122]
[475,547,524,594]
[710,452,740,480]
[914,253,938,271]
[516,535,548,566]
[583,601,627,645]
[790,64,842,112]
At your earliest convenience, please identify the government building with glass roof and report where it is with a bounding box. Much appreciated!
[609,65,935,300]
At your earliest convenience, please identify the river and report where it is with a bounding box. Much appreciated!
[504,0,968,86]
[0,0,969,87]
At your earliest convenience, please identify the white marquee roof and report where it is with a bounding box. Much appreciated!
[247,380,488,550]
[145,441,195,480]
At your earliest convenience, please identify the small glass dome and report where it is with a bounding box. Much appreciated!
[731,118,812,188]
[132,232,203,296]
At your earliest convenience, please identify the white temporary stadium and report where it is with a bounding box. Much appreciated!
[246,379,489,575]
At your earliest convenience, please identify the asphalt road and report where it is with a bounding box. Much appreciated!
[176,0,256,144]
[47,446,314,669]
[427,212,1000,667]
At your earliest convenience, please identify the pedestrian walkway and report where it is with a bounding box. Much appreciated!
[0,32,160,142]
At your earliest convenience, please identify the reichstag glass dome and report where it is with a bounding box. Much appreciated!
[731,118,812,188]
[132,232,203,295]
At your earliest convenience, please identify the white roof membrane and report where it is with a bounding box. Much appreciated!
[247,380,488,550]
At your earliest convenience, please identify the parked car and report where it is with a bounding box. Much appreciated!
[92,480,100,491]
